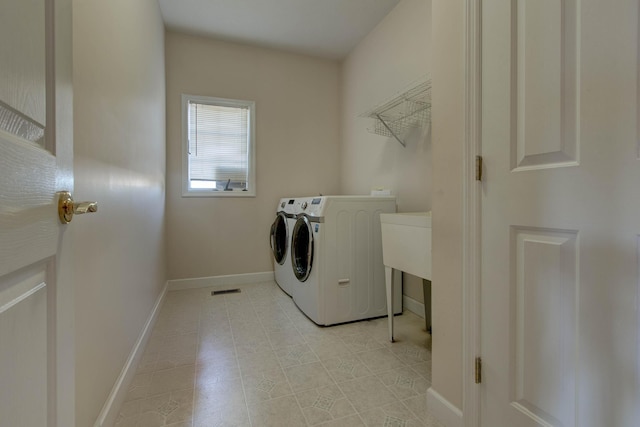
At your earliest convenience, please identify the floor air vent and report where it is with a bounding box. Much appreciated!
[211,289,241,296]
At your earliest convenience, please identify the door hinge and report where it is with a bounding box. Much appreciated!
[475,155,483,181]
[475,357,482,384]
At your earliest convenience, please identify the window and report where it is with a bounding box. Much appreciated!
[182,94,256,197]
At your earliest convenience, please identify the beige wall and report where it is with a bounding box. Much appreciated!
[72,0,167,425]
[431,0,464,411]
[165,32,341,280]
[340,0,432,302]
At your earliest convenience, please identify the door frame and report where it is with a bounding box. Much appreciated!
[462,0,482,426]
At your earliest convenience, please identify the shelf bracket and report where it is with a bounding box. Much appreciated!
[375,114,406,147]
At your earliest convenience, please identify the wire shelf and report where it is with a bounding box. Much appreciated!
[361,78,431,146]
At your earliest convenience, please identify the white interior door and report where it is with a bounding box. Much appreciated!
[481,0,639,426]
[0,0,75,425]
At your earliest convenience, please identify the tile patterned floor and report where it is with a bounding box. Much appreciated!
[115,281,443,427]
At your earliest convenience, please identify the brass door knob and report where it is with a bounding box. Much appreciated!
[57,191,98,224]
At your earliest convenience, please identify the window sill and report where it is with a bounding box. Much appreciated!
[182,189,256,198]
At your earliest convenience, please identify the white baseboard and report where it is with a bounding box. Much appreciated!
[167,271,275,291]
[403,295,425,318]
[427,387,463,427]
[93,282,168,427]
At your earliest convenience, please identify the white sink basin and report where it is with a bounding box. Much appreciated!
[380,211,432,280]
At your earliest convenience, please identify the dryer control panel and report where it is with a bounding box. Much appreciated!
[301,197,325,217]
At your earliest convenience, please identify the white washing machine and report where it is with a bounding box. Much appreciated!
[270,198,297,296]
[290,196,403,326]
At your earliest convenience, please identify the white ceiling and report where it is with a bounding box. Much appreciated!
[157,0,401,59]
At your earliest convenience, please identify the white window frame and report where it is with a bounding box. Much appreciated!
[181,94,256,197]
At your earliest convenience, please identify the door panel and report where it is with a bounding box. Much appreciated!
[0,267,48,427]
[0,135,57,277]
[512,0,578,170]
[481,0,639,426]
[0,0,74,425]
[0,0,46,131]
[510,227,577,426]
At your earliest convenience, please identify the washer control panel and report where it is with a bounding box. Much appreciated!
[285,196,327,217]
[302,197,325,217]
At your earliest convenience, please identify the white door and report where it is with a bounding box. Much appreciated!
[481,0,639,426]
[0,0,75,425]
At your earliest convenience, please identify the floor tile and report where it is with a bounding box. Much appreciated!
[321,354,372,383]
[316,414,365,427]
[153,313,199,337]
[148,365,195,397]
[355,348,406,374]
[306,336,352,360]
[262,319,299,336]
[276,343,319,367]
[255,308,291,323]
[330,322,369,338]
[358,400,422,427]
[387,341,431,365]
[113,413,139,427]
[153,350,197,372]
[198,320,232,338]
[114,399,142,427]
[402,395,435,423]
[230,319,264,337]
[284,361,336,392]
[376,366,430,400]
[339,332,384,353]
[125,372,153,401]
[197,337,237,365]
[233,331,271,355]
[160,332,198,354]
[408,360,432,382]
[193,379,249,427]
[237,348,282,377]
[142,334,166,357]
[193,398,250,427]
[195,358,240,384]
[117,399,142,418]
[337,375,398,413]
[136,350,161,375]
[242,367,293,404]
[136,388,193,426]
[247,395,307,427]
[296,384,356,425]
[296,322,336,340]
[267,328,306,348]
[227,310,257,324]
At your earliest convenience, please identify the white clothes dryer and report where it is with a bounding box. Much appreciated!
[290,196,403,325]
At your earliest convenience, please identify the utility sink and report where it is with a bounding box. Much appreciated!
[380,211,432,341]
[380,212,432,280]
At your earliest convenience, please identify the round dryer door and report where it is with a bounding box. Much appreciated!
[291,215,313,282]
[270,212,288,265]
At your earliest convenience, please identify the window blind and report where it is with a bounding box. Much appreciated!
[188,101,249,186]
